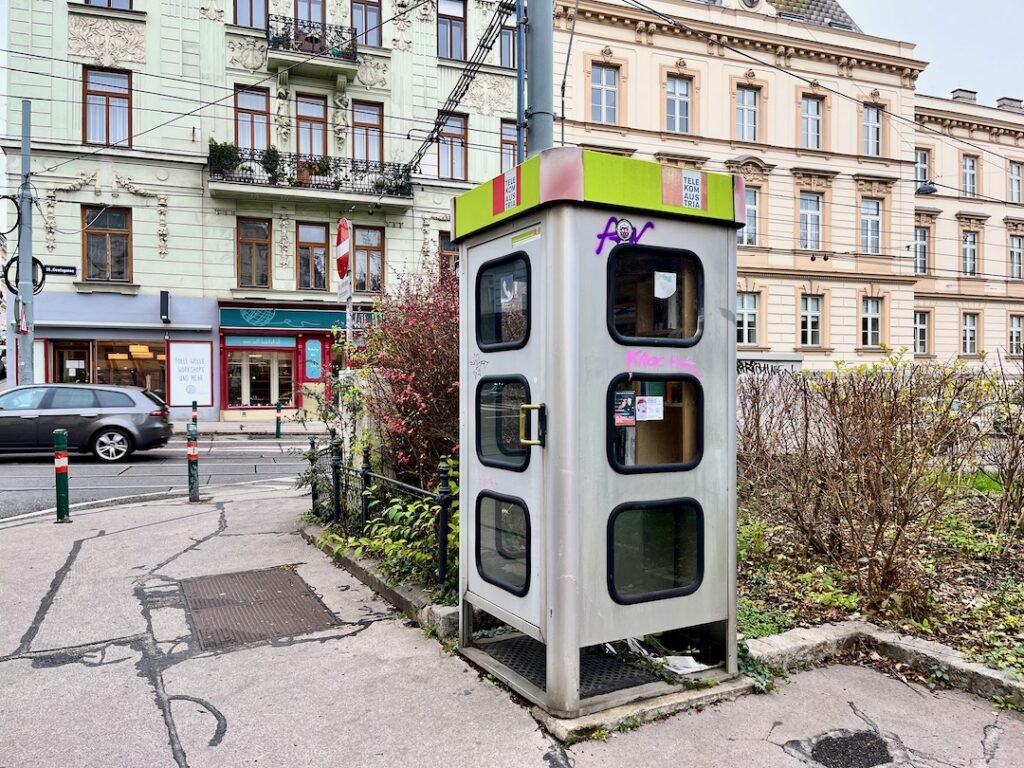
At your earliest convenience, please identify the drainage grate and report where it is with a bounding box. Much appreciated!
[180,566,337,650]
[480,635,661,698]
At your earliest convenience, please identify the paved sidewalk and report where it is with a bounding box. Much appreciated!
[0,487,1020,768]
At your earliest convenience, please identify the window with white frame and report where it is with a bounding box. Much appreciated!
[799,192,822,250]
[736,187,758,246]
[861,297,882,348]
[1011,162,1023,204]
[914,226,929,274]
[736,292,758,345]
[665,75,691,134]
[1011,235,1023,280]
[962,155,978,198]
[591,64,618,125]
[735,86,758,143]
[800,295,822,347]
[962,231,978,276]
[1011,315,1024,356]
[913,311,929,355]
[801,96,823,150]
[863,104,882,156]
[860,198,882,254]
[962,312,979,355]
[914,148,930,184]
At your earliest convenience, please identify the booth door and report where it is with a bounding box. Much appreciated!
[466,226,544,633]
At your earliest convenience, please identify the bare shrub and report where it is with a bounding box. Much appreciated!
[738,354,987,612]
[979,359,1024,553]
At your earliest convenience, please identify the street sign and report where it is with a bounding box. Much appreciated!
[43,265,76,277]
[335,217,352,302]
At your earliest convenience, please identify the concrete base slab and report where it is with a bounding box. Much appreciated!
[534,675,756,743]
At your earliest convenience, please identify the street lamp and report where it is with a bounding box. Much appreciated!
[916,180,938,195]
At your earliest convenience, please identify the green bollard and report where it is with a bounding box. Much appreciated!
[187,423,200,503]
[275,400,282,439]
[54,429,72,523]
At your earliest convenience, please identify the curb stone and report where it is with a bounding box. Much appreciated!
[746,621,1024,704]
[299,523,459,639]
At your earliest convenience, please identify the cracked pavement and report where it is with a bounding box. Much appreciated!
[1,488,1021,767]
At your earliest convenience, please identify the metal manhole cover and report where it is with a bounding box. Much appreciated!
[180,566,337,650]
[481,635,660,698]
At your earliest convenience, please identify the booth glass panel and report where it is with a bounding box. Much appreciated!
[476,377,530,470]
[476,252,530,350]
[476,492,530,596]
[609,500,703,604]
[609,245,702,346]
[608,375,702,472]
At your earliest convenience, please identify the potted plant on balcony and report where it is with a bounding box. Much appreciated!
[260,145,285,184]
[208,138,242,177]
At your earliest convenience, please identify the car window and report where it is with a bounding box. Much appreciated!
[97,390,135,408]
[142,390,166,408]
[0,388,47,410]
[48,388,98,409]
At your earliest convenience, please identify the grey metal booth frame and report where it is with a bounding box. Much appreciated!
[453,148,743,719]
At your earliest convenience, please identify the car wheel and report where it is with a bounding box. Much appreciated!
[92,428,133,462]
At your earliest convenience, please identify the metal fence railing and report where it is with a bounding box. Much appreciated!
[304,435,454,587]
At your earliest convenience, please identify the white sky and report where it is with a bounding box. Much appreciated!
[839,0,1023,107]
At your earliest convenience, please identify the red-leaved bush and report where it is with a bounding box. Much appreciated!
[351,257,459,486]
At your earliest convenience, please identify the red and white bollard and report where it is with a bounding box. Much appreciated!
[186,423,200,503]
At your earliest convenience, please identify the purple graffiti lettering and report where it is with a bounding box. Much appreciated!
[595,217,656,255]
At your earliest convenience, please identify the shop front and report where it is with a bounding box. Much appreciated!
[218,303,366,421]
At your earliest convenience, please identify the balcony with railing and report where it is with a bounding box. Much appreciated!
[208,146,413,204]
[266,15,359,78]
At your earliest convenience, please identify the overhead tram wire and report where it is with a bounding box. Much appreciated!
[615,0,1016,167]
[33,0,435,177]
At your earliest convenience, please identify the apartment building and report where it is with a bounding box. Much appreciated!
[554,0,1010,370]
[1,0,519,417]
[913,91,1024,368]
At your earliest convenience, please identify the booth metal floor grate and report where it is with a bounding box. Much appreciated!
[479,634,661,698]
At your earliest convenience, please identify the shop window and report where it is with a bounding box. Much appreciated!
[227,350,294,407]
[608,374,702,474]
[608,245,702,347]
[476,253,529,350]
[608,499,703,604]
[476,377,530,471]
[476,492,530,596]
[83,206,131,283]
[95,341,167,401]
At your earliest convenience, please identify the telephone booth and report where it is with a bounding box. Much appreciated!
[453,148,743,719]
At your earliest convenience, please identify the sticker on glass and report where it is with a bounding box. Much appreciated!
[654,271,677,299]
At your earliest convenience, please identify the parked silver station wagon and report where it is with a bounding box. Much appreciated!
[0,384,173,462]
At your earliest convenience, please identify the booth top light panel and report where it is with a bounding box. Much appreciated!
[452,147,744,241]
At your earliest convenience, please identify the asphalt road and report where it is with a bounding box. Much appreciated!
[0,435,316,519]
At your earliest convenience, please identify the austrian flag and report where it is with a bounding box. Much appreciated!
[492,167,521,215]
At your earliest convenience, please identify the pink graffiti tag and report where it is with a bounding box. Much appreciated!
[625,349,702,379]
[595,216,655,255]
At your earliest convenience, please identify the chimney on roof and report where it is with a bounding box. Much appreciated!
[997,97,1024,113]
[951,88,978,104]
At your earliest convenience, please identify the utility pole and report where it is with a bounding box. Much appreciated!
[515,0,527,163]
[16,99,34,386]
[526,0,554,156]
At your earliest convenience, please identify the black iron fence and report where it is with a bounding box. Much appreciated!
[209,146,413,197]
[268,15,358,60]
[304,436,454,587]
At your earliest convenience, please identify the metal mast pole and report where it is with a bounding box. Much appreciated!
[526,0,554,155]
[515,0,527,163]
[17,99,34,386]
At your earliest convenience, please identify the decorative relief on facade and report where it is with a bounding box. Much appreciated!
[706,34,725,57]
[554,4,576,29]
[600,45,613,60]
[674,58,687,71]
[277,214,293,268]
[463,74,515,117]
[68,16,146,68]
[773,45,794,67]
[332,0,350,24]
[356,56,389,88]
[791,169,836,191]
[114,176,169,258]
[1005,218,1024,236]
[199,0,225,21]
[725,157,775,185]
[744,69,756,82]
[473,0,496,10]
[418,1,437,21]
[270,0,290,14]
[853,176,896,196]
[44,172,100,252]
[392,0,413,51]
[227,36,268,72]
[419,213,451,261]
[901,68,919,88]
[837,57,856,78]
[276,73,292,146]
[914,209,940,227]
[654,153,709,170]
[633,21,653,45]
[333,90,350,148]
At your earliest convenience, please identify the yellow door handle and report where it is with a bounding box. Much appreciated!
[518,403,546,447]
